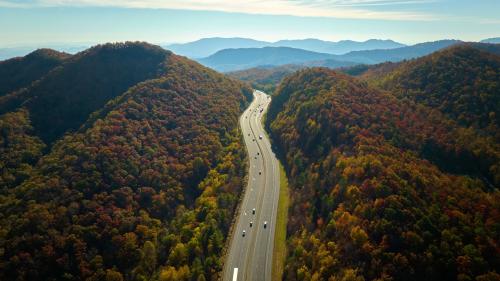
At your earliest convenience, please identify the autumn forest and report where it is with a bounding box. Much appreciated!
[0,40,499,281]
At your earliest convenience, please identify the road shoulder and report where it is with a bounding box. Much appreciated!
[271,162,289,281]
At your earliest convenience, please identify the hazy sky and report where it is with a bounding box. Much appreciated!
[0,0,499,46]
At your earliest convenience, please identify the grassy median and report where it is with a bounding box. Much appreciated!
[272,162,289,281]
[261,94,289,281]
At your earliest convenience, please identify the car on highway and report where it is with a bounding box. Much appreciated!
[259,171,262,175]
[259,135,263,140]
[250,221,253,227]
[252,208,256,214]
[242,230,246,237]
[264,221,267,228]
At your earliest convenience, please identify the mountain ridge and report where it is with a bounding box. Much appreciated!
[198,46,356,72]
[165,37,406,58]
[197,40,466,72]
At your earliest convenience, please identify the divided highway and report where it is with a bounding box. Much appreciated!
[223,90,280,281]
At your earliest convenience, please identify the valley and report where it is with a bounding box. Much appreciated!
[223,90,280,281]
[0,38,499,281]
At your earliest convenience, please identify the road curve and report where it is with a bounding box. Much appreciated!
[223,90,280,281]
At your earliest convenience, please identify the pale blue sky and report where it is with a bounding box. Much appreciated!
[0,0,498,46]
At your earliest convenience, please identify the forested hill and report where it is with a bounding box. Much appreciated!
[0,42,170,144]
[0,42,252,280]
[0,48,70,96]
[266,68,500,280]
[362,44,500,136]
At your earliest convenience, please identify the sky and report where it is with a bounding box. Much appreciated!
[0,0,499,47]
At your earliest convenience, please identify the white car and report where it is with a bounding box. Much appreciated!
[250,221,253,227]
[252,208,256,214]
[264,221,268,228]
[242,230,246,237]
[259,135,263,140]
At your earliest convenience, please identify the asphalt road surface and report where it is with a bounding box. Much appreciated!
[222,90,280,281]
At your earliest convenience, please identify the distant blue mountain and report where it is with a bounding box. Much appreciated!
[334,39,462,64]
[197,47,355,72]
[196,40,466,72]
[164,37,269,58]
[165,37,406,58]
[272,38,406,54]
[481,37,500,44]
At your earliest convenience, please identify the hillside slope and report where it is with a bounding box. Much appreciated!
[363,44,500,136]
[0,42,169,144]
[0,49,70,96]
[266,68,500,281]
[0,43,252,281]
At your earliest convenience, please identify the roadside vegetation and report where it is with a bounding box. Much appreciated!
[272,162,290,281]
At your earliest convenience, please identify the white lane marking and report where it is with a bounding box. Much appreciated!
[233,268,238,281]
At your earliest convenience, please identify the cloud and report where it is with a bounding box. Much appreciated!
[0,0,438,21]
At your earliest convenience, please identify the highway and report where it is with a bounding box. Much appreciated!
[222,90,280,281]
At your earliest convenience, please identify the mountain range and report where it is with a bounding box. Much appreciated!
[0,44,89,61]
[198,46,358,72]
[481,37,500,44]
[164,37,406,58]
[200,39,465,72]
[229,41,500,92]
